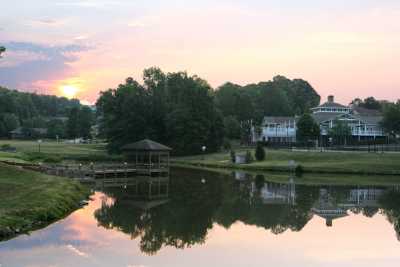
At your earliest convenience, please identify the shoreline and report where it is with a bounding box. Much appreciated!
[0,163,90,241]
[171,161,400,176]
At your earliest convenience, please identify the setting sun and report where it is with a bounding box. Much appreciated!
[60,85,79,99]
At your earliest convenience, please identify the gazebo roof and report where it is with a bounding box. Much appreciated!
[121,139,172,151]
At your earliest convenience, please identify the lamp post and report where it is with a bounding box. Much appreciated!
[202,146,206,160]
[37,139,42,153]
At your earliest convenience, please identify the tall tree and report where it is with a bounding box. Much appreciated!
[66,107,80,139]
[78,106,94,139]
[329,119,352,145]
[381,102,400,136]
[351,96,382,110]
[97,69,225,155]
[296,114,320,142]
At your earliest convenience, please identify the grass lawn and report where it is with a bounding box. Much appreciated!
[0,163,89,240]
[0,140,112,163]
[172,149,400,175]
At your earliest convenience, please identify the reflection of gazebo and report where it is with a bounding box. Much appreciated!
[311,207,348,227]
[121,139,171,176]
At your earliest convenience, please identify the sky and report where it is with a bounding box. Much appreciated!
[0,0,400,104]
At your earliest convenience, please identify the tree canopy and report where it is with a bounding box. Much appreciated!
[296,113,320,142]
[351,96,383,110]
[381,101,400,136]
[96,68,225,155]
[0,86,86,139]
[215,75,320,124]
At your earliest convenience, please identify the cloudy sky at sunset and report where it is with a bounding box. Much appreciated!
[1,0,399,104]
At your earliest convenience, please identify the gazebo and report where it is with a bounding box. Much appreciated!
[121,139,171,176]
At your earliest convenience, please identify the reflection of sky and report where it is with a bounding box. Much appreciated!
[1,0,400,103]
[1,192,400,267]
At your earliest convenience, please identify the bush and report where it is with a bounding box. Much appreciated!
[230,150,236,163]
[255,142,266,161]
[295,164,304,177]
[245,150,254,164]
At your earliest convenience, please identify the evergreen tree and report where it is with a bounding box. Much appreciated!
[296,113,320,142]
[255,142,266,161]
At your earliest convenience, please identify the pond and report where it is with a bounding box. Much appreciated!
[1,168,400,267]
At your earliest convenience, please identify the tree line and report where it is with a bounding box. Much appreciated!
[96,68,322,155]
[0,87,93,139]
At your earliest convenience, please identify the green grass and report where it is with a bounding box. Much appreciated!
[0,140,116,163]
[0,163,89,240]
[172,149,400,176]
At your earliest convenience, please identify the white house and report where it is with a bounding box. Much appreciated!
[254,95,386,143]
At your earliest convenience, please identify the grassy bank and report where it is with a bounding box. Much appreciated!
[0,163,89,241]
[0,140,116,164]
[172,164,400,186]
[172,149,400,176]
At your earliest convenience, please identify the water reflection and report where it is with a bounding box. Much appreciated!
[91,169,400,254]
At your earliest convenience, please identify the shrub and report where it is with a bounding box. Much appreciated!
[245,150,254,164]
[255,142,266,161]
[230,150,236,163]
[295,164,304,177]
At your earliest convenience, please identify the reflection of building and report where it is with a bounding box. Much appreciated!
[96,177,170,210]
[255,181,296,205]
[246,179,398,227]
[312,189,349,227]
[254,95,386,143]
[312,187,387,227]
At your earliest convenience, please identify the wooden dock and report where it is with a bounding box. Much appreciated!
[40,163,169,179]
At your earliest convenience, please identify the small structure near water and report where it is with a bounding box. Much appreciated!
[122,139,171,176]
[41,139,172,180]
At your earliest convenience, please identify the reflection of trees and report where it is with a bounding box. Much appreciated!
[94,168,400,255]
[95,169,223,255]
[379,189,400,240]
[214,176,320,234]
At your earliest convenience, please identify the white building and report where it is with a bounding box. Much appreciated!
[254,95,386,143]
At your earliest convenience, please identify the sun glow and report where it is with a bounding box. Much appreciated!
[60,85,79,99]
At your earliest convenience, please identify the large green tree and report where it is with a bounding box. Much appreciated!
[351,96,382,110]
[381,101,400,136]
[296,113,320,142]
[97,68,225,155]
[329,119,352,145]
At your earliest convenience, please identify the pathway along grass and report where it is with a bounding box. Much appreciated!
[172,149,400,176]
[0,163,89,241]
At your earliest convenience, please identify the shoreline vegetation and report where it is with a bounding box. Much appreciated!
[171,149,400,176]
[0,162,89,241]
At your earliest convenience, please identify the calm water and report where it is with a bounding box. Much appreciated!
[1,168,400,267]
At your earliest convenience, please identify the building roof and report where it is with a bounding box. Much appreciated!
[262,116,298,125]
[121,139,172,151]
[314,101,348,109]
[352,106,382,116]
